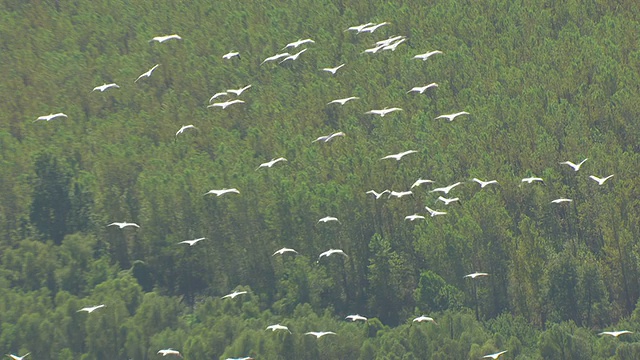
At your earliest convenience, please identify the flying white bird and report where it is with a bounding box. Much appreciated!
[283,38,315,49]
[150,34,182,43]
[204,188,240,196]
[376,35,405,47]
[411,179,434,189]
[313,131,345,143]
[412,315,438,324]
[362,44,385,54]
[365,107,403,117]
[176,124,197,136]
[560,158,588,171]
[366,190,390,199]
[209,92,228,102]
[272,247,298,256]
[261,52,290,65]
[225,357,253,360]
[360,22,389,33]
[382,38,406,51]
[464,272,489,279]
[435,111,470,121]
[107,222,140,229]
[388,191,413,198]
[346,314,368,322]
[135,64,160,82]
[257,157,287,170]
[413,50,443,61]
[78,304,106,313]
[598,330,633,337]
[327,96,359,106]
[551,198,573,204]
[7,353,30,360]
[222,290,248,299]
[178,237,206,246]
[483,350,508,359]
[266,324,292,333]
[207,99,245,109]
[405,214,426,221]
[322,64,345,75]
[437,196,460,205]
[318,216,340,224]
[318,249,348,259]
[345,22,375,32]
[279,48,307,63]
[381,150,418,161]
[589,174,614,185]
[521,177,545,184]
[425,206,447,217]
[305,331,337,338]
[222,51,240,60]
[92,83,120,92]
[157,348,182,357]
[430,182,462,194]
[34,113,68,122]
[227,85,252,96]
[472,178,499,188]
[407,83,438,94]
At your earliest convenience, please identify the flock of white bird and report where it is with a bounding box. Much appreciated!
[26,15,625,360]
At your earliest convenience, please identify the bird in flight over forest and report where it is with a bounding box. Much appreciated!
[437,196,460,205]
[362,44,385,54]
[279,48,307,64]
[157,348,182,357]
[318,249,348,259]
[551,198,572,204]
[360,22,389,33]
[78,304,106,313]
[107,222,140,229]
[521,176,544,184]
[482,350,508,359]
[382,38,406,51]
[464,272,489,279]
[435,111,470,121]
[272,247,298,256]
[376,35,405,47]
[176,124,197,137]
[411,178,434,189]
[589,174,614,185]
[34,113,67,122]
[322,64,345,75]
[178,237,205,246]
[366,189,390,199]
[92,83,120,92]
[365,107,403,117]
[405,214,426,221]
[207,99,245,109]
[204,188,240,196]
[472,178,499,188]
[313,131,345,143]
[227,85,252,96]
[209,92,228,102]
[222,51,240,60]
[266,324,292,333]
[346,314,368,322]
[598,330,633,337]
[381,150,418,161]
[135,64,160,82]
[559,158,588,171]
[7,353,30,360]
[327,97,359,106]
[150,34,182,43]
[345,22,375,33]
[388,190,413,198]
[430,182,463,194]
[261,52,290,65]
[412,315,438,324]
[305,331,337,338]
[257,157,287,170]
[282,38,315,49]
[425,206,447,217]
[222,290,248,299]
[318,216,340,224]
[413,50,443,61]
[407,83,438,94]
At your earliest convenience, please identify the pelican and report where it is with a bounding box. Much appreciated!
[150,34,182,43]
[135,64,160,82]
[222,290,247,299]
[430,182,462,194]
[313,131,345,143]
[279,48,307,63]
[266,324,291,333]
[413,50,443,61]
[366,190,390,199]
[360,22,389,33]
[34,113,67,122]
[209,92,228,102]
[261,52,290,65]
[382,38,406,51]
[178,237,205,246]
[521,176,544,184]
[305,331,336,338]
[257,157,287,170]
[227,85,252,96]
[589,174,614,185]
[560,158,588,171]
[207,99,245,109]
[425,206,447,217]
[437,196,460,205]
[328,97,359,106]
[464,272,489,279]
[176,124,197,136]
[412,315,438,324]
[551,198,572,204]
[318,216,340,224]
[381,150,417,161]
[435,111,470,121]
[272,247,298,256]
[7,353,30,360]
[222,51,240,60]
[362,44,385,54]
[318,249,348,259]
[322,64,345,75]
[365,107,403,117]
[204,188,240,196]
[283,38,315,49]
[376,35,405,47]
[482,350,507,359]
[345,22,375,32]
[407,83,438,94]
[92,83,120,92]
[388,191,413,198]
[405,214,426,221]
[157,348,182,357]
[346,314,368,322]
[107,222,140,229]
[599,330,633,337]
[472,178,499,188]
[78,304,106,313]
[411,178,434,189]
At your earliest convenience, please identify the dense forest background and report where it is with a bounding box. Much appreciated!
[2,0,640,358]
